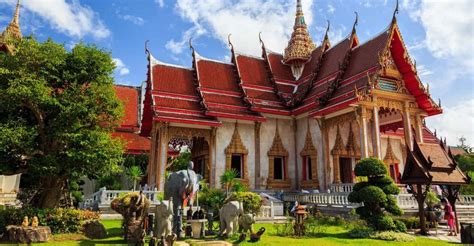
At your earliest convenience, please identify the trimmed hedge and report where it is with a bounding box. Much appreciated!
[0,207,99,235]
[354,157,387,177]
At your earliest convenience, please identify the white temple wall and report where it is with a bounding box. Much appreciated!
[295,117,324,190]
[215,121,255,189]
[259,118,296,189]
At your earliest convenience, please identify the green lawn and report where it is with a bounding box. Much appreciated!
[38,220,452,246]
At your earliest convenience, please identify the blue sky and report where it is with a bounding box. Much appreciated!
[0,0,473,146]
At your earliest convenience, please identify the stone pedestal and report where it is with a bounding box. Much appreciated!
[6,225,51,243]
[83,220,107,239]
[188,219,206,239]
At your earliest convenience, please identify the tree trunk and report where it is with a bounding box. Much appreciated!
[37,177,67,208]
[417,184,428,235]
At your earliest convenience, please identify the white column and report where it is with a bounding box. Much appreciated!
[359,106,369,158]
[403,103,414,150]
[373,106,382,159]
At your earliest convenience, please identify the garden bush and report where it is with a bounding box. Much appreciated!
[274,218,294,237]
[396,217,420,230]
[198,187,226,213]
[0,207,99,235]
[370,231,415,242]
[394,219,407,232]
[348,226,374,238]
[228,192,263,214]
[348,157,402,231]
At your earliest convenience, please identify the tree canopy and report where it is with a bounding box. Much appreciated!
[0,37,124,208]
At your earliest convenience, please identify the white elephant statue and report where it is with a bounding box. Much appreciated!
[219,201,243,237]
[154,199,173,238]
[238,213,256,233]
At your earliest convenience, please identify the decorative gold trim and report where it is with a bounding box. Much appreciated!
[300,119,319,189]
[225,122,249,186]
[267,120,291,189]
[383,137,399,165]
[331,123,361,183]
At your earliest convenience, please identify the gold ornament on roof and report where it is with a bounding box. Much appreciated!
[282,0,316,80]
[1,0,22,41]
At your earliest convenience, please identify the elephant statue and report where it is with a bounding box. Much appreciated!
[219,201,243,237]
[154,199,173,238]
[164,161,202,213]
[238,213,256,233]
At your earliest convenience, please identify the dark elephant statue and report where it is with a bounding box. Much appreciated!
[164,161,202,213]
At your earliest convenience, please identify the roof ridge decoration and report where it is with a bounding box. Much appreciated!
[318,12,359,106]
[228,34,258,113]
[260,33,291,108]
[282,0,316,80]
[189,39,210,114]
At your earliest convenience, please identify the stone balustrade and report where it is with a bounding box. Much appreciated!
[329,183,409,194]
[257,201,274,220]
[81,188,161,210]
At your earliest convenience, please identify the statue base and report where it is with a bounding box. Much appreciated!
[6,225,51,243]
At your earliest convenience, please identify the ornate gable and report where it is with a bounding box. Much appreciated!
[225,122,248,155]
[331,125,345,155]
[268,120,289,157]
[300,121,317,156]
[384,137,399,164]
[345,122,360,156]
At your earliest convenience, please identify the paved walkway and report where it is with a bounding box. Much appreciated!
[408,224,461,243]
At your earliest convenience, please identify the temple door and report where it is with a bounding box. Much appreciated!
[339,157,353,183]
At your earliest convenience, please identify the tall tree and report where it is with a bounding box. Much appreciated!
[0,37,124,208]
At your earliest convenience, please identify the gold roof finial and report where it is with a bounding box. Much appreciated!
[282,0,316,80]
[1,0,22,41]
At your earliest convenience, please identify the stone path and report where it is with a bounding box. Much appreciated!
[175,240,232,246]
[408,224,461,243]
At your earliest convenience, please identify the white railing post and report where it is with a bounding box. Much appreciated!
[270,201,274,219]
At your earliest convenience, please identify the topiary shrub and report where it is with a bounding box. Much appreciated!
[348,157,402,231]
[370,231,415,242]
[394,220,407,232]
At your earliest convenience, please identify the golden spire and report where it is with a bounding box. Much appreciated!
[1,0,22,41]
[283,0,316,80]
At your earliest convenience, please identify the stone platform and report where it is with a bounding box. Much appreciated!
[6,225,51,243]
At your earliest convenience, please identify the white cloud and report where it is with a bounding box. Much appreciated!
[113,58,130,76]
[155,0,164,8]
[426,99,474,146]
[416,64,433,77]
[0,0,110,39]
[120,14,145,26]
[404,0,474,70]
[327,4,335,14]
[167,0,315,56]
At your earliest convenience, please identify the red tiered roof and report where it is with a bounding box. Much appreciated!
[141,16,442,130]
[152,63,220,126]
[196,58,265,122]
[113,85,151,154]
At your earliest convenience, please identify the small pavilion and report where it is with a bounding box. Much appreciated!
[401,138,470,235]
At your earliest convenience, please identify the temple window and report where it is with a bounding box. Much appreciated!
[331,123,361,184]
[273,156,285,180]
[231,154,243,179]
[224,122,249,186]
[267,120,291,189]
[303,156,312,180]
[300,119,319,188]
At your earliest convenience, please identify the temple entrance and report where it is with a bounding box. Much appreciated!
[191,137,210,180]
[388,163,399,183]
[339,157,353,183]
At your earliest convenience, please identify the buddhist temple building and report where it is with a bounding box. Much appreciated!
[2,0,452,193]
[140,0,444,191]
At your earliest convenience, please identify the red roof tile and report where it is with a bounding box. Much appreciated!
[114,85,139,129]
[112,131,151,153]
[267,53,294,82]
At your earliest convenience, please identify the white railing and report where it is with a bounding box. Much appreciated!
[81,187,161,210]
[329,183,409,194]
[459,195,474,206]
[330,183,354,193]
[257,201,274,220]
[283,193,360,208]
[395,194,418,209]
[283,192,473,210]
